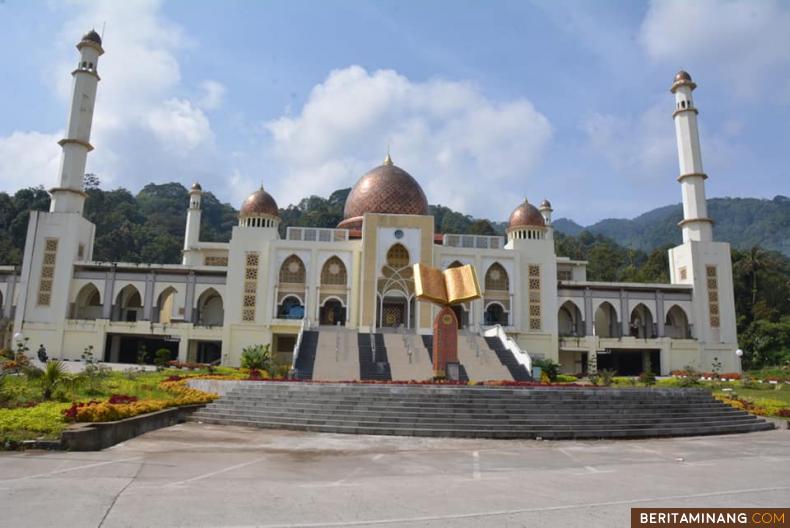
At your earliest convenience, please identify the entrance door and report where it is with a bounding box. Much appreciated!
[320,299,346,326]
[381,299,406,328]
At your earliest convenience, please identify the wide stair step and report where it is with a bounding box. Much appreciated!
[357,334,391,381]
[293,331,318,380]
[188,382,775,440]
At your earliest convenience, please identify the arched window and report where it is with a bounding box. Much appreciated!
[156,287,177,324]
[558,301,583,337]
[278,295,304,320]
[196,288,224,326]
[665,305,690,339]
[485,263,509,291]
[386,244,410,269]
[484,303,507,326]
[320,257,347,286]
[447,260,464,269]
[279,255,306,284]
[594,302,618,338]
[74,283,102,320]
[115,284,142,322]
[630,303,655,339]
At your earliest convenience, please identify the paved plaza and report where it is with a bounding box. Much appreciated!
[0,424,788,527]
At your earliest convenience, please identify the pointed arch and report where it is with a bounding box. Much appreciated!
[629,303,655,338]
[114,284,142,322]
[73,283,102,320]
[665,304,690,339]
[279,254,306,284]
[320,256,347,287]
[558,300,584,337]
[447,260,464,269]
[386,243,410,269]
[484,262,509,291]
[155,286,178,324]
[196,287,224,326]
[593,301,618,338]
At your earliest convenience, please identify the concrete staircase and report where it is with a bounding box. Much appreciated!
[292,331,318,380]
[310,327,360,381]
[484,336,532,381]
[357,334,391,381]
[457,334,513,382]
[189,383,775,439]
[383,333,433,381]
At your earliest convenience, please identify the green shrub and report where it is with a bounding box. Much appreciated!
[639,370,657,386]
[40,361,67,400]
[599,369,617,387]
[533,359,561,382]
[241,344,272,370]
[556,374,577,383]
[0,402,70,446]
[154,349,172,369]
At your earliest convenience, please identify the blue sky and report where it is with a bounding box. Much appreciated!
[0,0,788,224]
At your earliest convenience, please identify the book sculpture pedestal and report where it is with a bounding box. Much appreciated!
[413,263,481,379]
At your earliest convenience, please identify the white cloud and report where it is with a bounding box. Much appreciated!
[640,0,790,98]
[147,98,213,153]
[0,131,62,192]
[262,66,552,216]
[197,80,226,111]
[581,102,676,178]
[0,0,221,194]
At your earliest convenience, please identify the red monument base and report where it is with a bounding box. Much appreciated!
[432,306,459,378]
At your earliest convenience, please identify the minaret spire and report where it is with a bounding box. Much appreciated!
[671,70,713,243]
[49,30,104,215]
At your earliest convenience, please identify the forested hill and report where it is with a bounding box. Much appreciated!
[0,182,787,268]
[553,196,790,257]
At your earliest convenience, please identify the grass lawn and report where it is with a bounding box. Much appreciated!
[1,367,218,447]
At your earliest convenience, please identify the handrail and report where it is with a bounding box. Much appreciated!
[291,317,308,370]
[369,326,376,363]
[483,324,531,373]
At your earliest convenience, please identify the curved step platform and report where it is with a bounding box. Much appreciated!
[189,382,775,440]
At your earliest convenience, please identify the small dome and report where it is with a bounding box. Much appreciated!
[338,155,429,230]
[508,198,545,230]
[539,199,552,210]
[190,182,202,192]
[675,70,692,82]
[82,29,102,46]
[240,187,279,218]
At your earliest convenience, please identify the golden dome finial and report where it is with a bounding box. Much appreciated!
[383,147,393,166]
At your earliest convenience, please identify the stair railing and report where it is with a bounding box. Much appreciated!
[483,323,531,374]
[335,321,341,362]
[369,327,376,363]
[291,317,308,372]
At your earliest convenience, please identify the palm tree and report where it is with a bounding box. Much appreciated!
[735,246,774,315]
[40,360,67,400]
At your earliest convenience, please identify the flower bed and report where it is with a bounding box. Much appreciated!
[65,380,217,423]
[715,393,790,418]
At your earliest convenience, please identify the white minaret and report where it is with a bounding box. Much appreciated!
[668,70,739,373]
[50,30,104,215]
[538,199,553,240]
[182,183,203,265]
[671,70,713,243]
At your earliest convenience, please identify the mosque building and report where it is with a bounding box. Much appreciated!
[0,32,741,378]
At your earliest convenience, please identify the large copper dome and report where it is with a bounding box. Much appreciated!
[240,187,279,218]
[338,155,429,230]
[507,198,545,230]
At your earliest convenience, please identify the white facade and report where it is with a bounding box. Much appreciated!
[0,40,741,377]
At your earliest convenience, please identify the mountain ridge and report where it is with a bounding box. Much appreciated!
[552,195,790,256]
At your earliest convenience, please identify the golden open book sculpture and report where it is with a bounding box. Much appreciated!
[413,263,481,378]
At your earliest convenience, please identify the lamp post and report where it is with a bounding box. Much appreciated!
[735,348,743,373]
